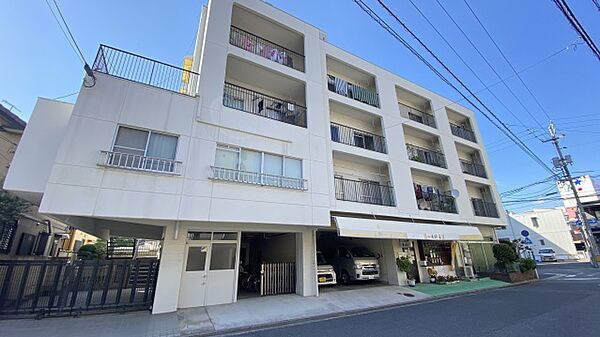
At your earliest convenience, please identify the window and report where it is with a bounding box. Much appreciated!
[531,217,540,228]
[539,239,546,246]
[113,126,177,160]
[209,243,237,270]
[187,232,212,241]
[186,246,208,271]
[418,241,452,266]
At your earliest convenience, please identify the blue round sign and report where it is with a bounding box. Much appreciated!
[521,230,530,237]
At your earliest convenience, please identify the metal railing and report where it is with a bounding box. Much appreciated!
[406,144,447,168]
[415,187,457,213]
[92,44,199,96]
[210,166,307,190]
[229,26,305,72]
[223,82,307,128]
[450,123,477,143]
[330,122,387,154]
[471,198,499,218]
[97,151,182,175]
[460,159,487,178]
[398,102,436,128]
[0,259,159,317]
[334,177,395,206]
[260,262,295,296]
[327,75,380,108]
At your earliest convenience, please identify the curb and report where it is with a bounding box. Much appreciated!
[191,279,538,336]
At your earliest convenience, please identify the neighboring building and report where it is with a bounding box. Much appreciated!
[497,208,579,261]
[557,175,600,245]
[4,0,506,314]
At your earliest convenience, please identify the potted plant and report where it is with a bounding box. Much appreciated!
[427,267,438,283]
[396,256,416,287]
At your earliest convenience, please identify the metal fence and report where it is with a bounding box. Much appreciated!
[229,26,305,72]
[330,122,387,153]
[223,82,307,128]
[415,188,457,213]
[406,144,447,168]
[210,166,307,190]
[327,75,380,108]
[450,123,477,143]
[0,259,159,318]
[471,198,499,218]
[98,151,182,175]
[260,263,295,296]
[334,177,395,206]
[398,102,436,128]
[460,159,487,178]
[92,44,199,96]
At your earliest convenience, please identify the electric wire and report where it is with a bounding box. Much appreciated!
[51,0,87,64]
[53,91,79,100]
[44,0,84,64]
[553,0,600,61]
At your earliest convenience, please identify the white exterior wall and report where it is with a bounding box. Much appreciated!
[497,208,578,260]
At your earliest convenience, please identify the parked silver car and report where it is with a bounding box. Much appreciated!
[538,248,557,262]
[324,246,380,283]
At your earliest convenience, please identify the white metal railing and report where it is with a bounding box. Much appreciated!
[210,166,307,190]
[98,151,182,175]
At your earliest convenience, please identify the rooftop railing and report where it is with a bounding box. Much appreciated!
[330,122,387,154]
[334,177,395,206]
[92,44,198,96]
[327,75,380,108]
[223,82,307,128]
[406,144,447,168]
[398,102,436,128]
[210,166,307,190]
[229,26,305,72]
[460,159,487,178]
[450,123,477,143]
[471,198,499,218]
[97,151,182,175]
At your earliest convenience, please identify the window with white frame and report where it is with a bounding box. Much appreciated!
[109,126,178,172]
[213,144,303,189]
[531,217,540,228]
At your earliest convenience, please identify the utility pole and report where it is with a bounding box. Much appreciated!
[545,122,599,268]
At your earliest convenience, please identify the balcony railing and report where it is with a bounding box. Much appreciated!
[406,144,446,168]
[398,103,436,128]
[210,166,307,190]
[92,45,199,96]
[450,123,477,143]
[327,75,380,108]
[334,177,395,206]
[97,151,182,175]
[330,122,386,154]
[471,198,499,218]
[229,26,305,72]
[223,82,307,127]
[460,159,487,178]
[414,186,457,213]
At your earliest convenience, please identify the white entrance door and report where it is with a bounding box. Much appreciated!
[205,242,238,305]
[178,243,210,308]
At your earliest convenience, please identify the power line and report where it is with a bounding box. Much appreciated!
[463,0,554,121]
[552,0,600,61]
[53,91,79,100]
[362,0,558,178]
[44,0,83,64]
[50,0,87,64]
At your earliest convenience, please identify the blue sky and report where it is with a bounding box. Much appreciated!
[1,0,598,212]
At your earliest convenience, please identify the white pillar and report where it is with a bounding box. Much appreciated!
[152,223,187,314]
[295,228,317,297]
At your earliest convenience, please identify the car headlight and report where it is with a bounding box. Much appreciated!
[355,264,363,269]
[375,264,380,269]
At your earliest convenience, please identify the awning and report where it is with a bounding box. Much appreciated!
[334,217,483,241]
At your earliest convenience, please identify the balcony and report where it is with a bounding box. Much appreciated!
[229,26,305,72]
[327,74,380,108]
[331,122,386,154]
[97,151,182,175]
[92,45,198,96]
[399,103,436,128]
[471,198,499,218]
[210,166,307,190]
[406,144,446,168]
[414,185,457,213]
[334,177,395,206]
[223,82,307,127]
[460,159,487,178]
[450,123,477,142]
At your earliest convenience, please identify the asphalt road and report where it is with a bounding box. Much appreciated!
[226,262,600,337]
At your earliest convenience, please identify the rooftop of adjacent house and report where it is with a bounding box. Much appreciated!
[0,103,26,132]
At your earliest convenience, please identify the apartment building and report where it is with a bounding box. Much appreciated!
[4,0,505,314]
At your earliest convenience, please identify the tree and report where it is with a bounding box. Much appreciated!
[0,187,30,225]
[492,243,519,273]
[77,244,101,260]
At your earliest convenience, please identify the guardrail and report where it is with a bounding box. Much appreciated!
[229,26,305,72]
[330,122,387,153]
[415,189,457,213]
[450,123,477,142]
[471,198,499,218]
[460,159,487,178]
[406,144,447,168]
[398,102,436,128]
[334,177,395,206]
[92,44,198,96]
[97,151,182,175]
[210,166,307,190]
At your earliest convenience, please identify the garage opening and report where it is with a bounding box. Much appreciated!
[238,232,296,299]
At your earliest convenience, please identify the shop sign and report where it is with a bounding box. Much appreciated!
[424,233,446,240]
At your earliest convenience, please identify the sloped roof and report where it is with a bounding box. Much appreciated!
[0,103,26,131]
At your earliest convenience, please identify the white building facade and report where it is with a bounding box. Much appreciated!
[5,0,506,314]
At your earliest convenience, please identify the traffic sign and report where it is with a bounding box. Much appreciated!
[521,230,529,237]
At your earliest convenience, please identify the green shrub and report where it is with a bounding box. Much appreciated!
[493,243,519,272]
[77,244,100,260]
[519,258,537,272]
[396,256,411,273]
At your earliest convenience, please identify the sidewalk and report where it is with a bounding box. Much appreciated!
[0,280,510,337]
